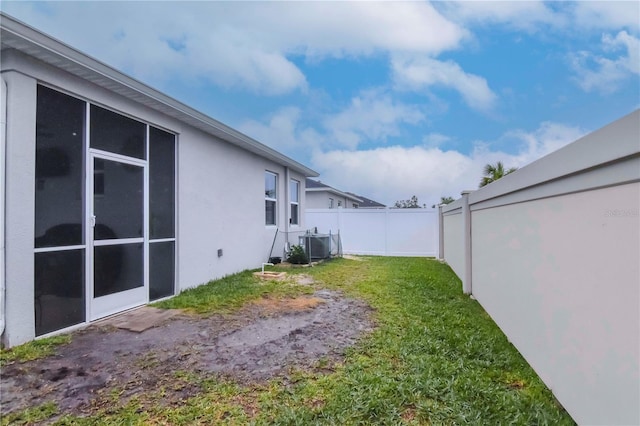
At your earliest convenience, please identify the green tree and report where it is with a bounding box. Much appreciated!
[479,161,518,187]
[394,195,423,208]
[431,196,455,208]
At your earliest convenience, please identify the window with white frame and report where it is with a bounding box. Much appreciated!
[329,198,334,209]
[337,200,342,207]
[265,171,277,225]
[290,179,299,225]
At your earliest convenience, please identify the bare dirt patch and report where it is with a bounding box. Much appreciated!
[1,288,374,419]
[342,255,366,261]
[251,295,325,313]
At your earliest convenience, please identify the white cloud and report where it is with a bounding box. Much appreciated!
[571,31,640,94]
[572,1,640,31]
[242,2,466,58]
[392,56,497,112]
[323,90,425,149]
[436,1,563,32]
[2,1,466,95]
[239,90,425,154]
[438,1,639,33]
[238,107,302,151]
[423,133,452,148]
[505,122,588,166]
[312,146,472,207]
[311,122,585,207]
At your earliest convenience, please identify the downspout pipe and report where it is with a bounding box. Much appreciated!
[284,167,290,251]
[1,76,7,336]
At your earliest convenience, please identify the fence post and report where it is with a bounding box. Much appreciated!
[337,208,343,244]
[461,190,473,295]
[438,205,444,260]
[384,208,390,256]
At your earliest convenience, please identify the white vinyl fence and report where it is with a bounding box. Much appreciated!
[306,208,438,257]
[440,110,639,425]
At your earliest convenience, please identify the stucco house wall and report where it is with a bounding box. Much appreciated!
[0,15,316,347]
[177,127,308,289]
[306,191,361,209]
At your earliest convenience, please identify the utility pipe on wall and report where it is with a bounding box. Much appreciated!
[284,166,290,255]
[0,76,7,336]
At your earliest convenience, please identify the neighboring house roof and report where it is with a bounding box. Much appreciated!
[305,179,362,203]
[305,179,331,190]
[345,192,386,208]
[0,13,318,178]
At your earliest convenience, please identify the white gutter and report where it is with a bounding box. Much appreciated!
[0,76,6,335]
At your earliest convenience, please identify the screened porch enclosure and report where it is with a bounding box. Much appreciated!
[34,85,177,336]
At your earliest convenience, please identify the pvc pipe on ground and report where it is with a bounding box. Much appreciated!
[262,263,274,274]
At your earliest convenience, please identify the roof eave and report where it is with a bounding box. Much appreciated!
[0,12,318,177]
[306,187,363,203]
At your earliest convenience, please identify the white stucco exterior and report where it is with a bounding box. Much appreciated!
[306,187,362,209]
[0,15,317,347]
[3,70,38,346]
[177,125,309,289]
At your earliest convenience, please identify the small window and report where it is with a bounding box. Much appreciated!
[290,179,299,225]
[265,172,277,225]
[329,198,334,209]
[337,200,342,208]
[90,104,146,159]
[353,203,359,208]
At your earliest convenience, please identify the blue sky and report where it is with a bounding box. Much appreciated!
[3,1,638,207]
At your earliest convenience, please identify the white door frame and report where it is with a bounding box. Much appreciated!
[87,149,149,320]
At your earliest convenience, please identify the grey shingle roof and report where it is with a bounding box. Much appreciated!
[305,179,385,207]
[346,193,386,208]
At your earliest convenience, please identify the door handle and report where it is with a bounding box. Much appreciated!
[90,215,96,228]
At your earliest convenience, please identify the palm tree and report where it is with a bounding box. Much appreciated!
[479,161,518,187]
[431,196,455,208]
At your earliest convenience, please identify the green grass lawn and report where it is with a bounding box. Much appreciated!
[3,257,575,425]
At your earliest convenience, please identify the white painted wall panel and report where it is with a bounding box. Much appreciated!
[305,209,341,235]
[306,208,437,256]
[340,209,387,255]
[439,110,640,425]
[472,183,639,425]
[443,212,464,278]
[386,210,438,256]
